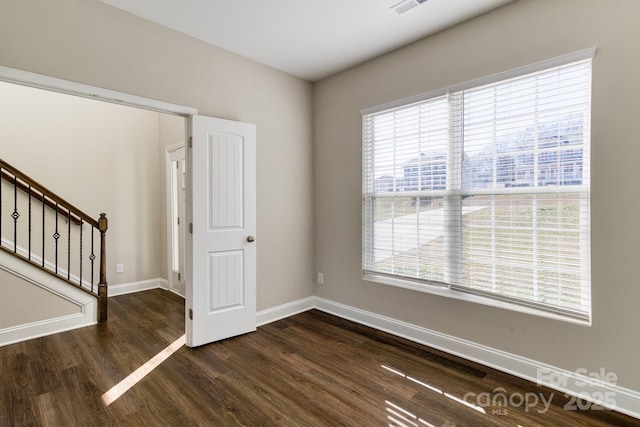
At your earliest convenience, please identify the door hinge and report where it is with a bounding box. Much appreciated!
[188,136,193,148]
[189,308,193,320]
[189,223,193,233]
[178,272,181,281]
[177,216,180,225]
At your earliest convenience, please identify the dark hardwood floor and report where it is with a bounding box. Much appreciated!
[0,289,636,426]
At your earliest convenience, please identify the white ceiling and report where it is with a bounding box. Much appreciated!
[100,0,514,82]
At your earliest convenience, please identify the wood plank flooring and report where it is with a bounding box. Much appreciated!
[0,289,637,426]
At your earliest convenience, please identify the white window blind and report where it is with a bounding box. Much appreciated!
[362,52,592,320]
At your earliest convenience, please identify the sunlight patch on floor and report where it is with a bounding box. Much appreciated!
[381,364,486,415]
[101,334,186,406]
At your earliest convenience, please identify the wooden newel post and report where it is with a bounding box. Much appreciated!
[98,213,108,323]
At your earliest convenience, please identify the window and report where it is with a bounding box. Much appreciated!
[362,50,593,321]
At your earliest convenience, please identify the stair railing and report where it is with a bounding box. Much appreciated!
[0,158,108,322]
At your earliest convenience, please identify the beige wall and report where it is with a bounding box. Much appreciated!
[314,0,640,391]
[159,115,186,152]
[0,269,80,329]
[0,0,315,310]
[0,81,165,285]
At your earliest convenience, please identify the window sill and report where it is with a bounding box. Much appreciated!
[363,272,591,326]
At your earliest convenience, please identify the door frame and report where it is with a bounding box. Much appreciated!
[0,66,197,117]
[0,65,197,311]
[0,66,258,346]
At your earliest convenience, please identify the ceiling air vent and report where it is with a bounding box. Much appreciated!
[392,0,428,15]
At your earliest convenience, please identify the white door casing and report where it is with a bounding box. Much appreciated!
[186,115,257,347]
[166,144,186,297]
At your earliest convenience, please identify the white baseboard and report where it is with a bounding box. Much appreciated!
[256,296,315,326]
[312,297,640,420]
[0,250,97,347]
[0,313,96,348]
[108,278,168,297]
[256,295,640,420]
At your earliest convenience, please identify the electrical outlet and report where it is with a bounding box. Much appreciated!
[116,263,124,273]
[317,272,324,285]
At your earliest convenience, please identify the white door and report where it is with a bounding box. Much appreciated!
[186,115,256,348]
[166,144,186,296]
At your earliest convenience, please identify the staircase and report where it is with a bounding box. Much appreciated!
[0,158,108,325]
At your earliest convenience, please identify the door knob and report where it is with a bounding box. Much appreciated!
[247,235,256,243]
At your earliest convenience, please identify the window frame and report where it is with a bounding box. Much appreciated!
[361,49,595,325]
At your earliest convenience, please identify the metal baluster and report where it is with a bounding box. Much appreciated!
[13,176,19,253]
[0,167,3,246]
[54,203,59,274]
[79,219,83,289]
[42,193,45,268]
[90,226,95,292]
[67,210,71,281]
[28,186,32,260]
